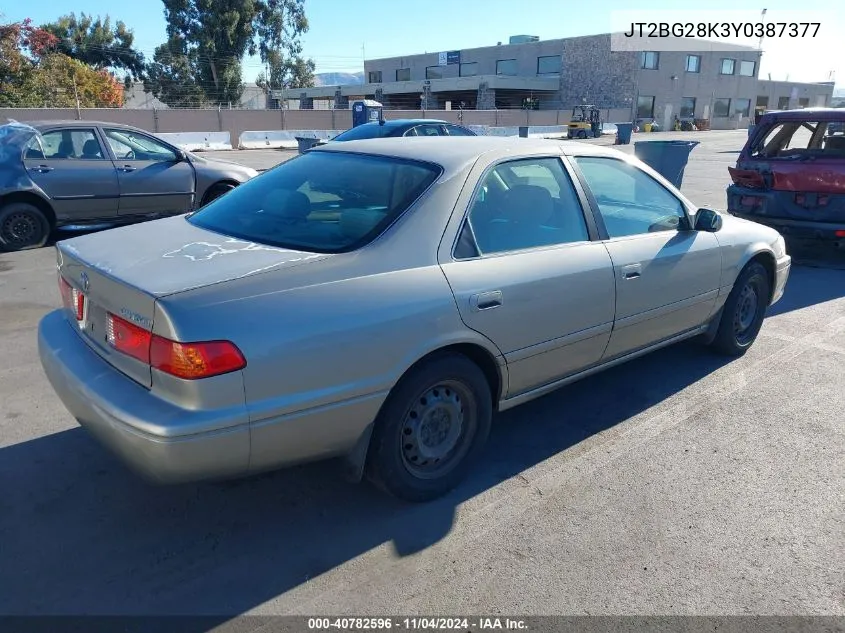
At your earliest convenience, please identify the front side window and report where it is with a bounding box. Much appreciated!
[720,58,736,75]
[459,157,589,256]
[34,129,104,160]
[188,152,440,253]
[409,125,444,137]
[105,129,177,162]
[574,156,687,238]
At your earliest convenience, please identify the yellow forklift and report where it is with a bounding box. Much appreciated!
[567,105,603,139]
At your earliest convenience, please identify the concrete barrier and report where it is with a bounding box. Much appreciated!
[155,131,232,151]
[239,129,343,149]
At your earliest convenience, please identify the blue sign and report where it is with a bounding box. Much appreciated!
[446,50,461,65]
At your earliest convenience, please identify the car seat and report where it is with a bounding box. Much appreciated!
[81,139,102,159]
[54,139,75,159]
[476,184,563,253]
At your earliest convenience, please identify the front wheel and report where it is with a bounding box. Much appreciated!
[0,203,51,252]
[366,352,493,502]
[577,130,587,139]
[711,261,771,356]
[201,182,236,207]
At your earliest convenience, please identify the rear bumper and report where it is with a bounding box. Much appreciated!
[37,309,251,484]
[731,212,845,240]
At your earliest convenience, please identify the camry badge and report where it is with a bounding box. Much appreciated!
[80,272,90,293]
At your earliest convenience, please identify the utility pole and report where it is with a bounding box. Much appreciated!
[73,77,81,119]
[757,8,767,50]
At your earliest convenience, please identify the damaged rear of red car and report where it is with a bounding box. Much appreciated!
[727,108,845,246]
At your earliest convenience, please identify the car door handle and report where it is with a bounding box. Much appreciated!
[622,264,642,280]
[118,165,136,172]
[470,291,503,311]
[29,165,54,173]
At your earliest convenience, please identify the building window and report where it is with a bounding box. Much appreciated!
[714,98,731,117]
[756,95,769,108]
[496,59,518,76]
[733,98,751,117]
[425,66,443,80]
[777,96,790,109]
[720,59,736,75]
[739,60,756,77]
[637,95,655,118]
[641,51,659,70]
[798,97,810,108]
[367,71,382,83]
[685,55,700,73]
[395,68,410,81]
[460,62,478,77]
[680,97,696,118]
[537,55,561,75]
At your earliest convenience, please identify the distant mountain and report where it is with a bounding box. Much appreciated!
[314,72,364,87]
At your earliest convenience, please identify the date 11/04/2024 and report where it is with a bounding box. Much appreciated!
[308,617,528,630]
[623,22,821,38]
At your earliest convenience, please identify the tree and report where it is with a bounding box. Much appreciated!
[256,55,315,92]
[145,0,314,107]
[41,13,146,82]
[0,18,123,108]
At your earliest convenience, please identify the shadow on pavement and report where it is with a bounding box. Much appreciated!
[768,262,845,317]
[0,341,732,617]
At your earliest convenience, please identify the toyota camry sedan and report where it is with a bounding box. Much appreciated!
[38,137,791,502]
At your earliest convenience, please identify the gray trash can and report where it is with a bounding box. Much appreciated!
[634,140,700,189]
[616,122,633,144]
[295,136,321,153]
[518,126,529,138]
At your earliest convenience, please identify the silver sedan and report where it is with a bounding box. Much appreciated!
[38,137,791,502]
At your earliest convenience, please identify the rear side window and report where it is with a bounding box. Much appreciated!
[752,120,845,158]
[331,124,395,141]
[188,151,441,253]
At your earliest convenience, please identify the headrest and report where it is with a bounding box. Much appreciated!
[82,139,100,156]
[500,184,554,226]
[825,135,845,151]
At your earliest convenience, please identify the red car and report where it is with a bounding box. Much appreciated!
[727,108,845,246]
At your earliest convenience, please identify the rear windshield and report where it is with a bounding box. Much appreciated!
[752,120,845,159]
[331,124,399,141]
[187,151,441,253]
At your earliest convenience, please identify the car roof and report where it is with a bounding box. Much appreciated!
[312,136,615,173]
[21,120,147,132]
[759,108,845,122]
[362,119,450,127]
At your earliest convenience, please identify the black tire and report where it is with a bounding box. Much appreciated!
[0,202,51,252]
[711,261,771,356]
[366,352,493,503]
[202,182,236,207]
[577,130,588,139]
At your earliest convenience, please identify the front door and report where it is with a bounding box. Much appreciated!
[440,156,616,397]
[571,155,722,360]
[102,128,195,217]
[23,127,120,221]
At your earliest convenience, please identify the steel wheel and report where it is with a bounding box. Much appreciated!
[0,203,50,252]
[399,380,476,480]
[711,261,770,356]
[733,281,760,345]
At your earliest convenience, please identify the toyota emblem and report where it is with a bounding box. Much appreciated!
[80,272,90,293]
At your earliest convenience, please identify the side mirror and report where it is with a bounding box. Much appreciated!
[174,149,187,162]
[694,208,723,232]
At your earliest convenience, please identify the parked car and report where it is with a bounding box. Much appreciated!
[727,108,845,246]
[0,120,258,252]
[38,137,791,502]
[323,119,477,144]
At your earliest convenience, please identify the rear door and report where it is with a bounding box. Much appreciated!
[23,127,120,220]
[571,155,722,360]
[102,127,195,217]
[439,155,616,397]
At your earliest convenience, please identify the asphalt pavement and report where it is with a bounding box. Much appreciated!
[0,130,843,620]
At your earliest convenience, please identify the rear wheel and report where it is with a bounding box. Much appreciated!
[577,130,587,139]
[711,261,770,356]
[366,352,493,502]
[0,203,50,252]
[201,182,236,207]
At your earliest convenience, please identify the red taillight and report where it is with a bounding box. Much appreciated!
[150,338,246,380]
[740,195,763,208]
[106,313,245,380]
[835,230,845,238]
[728,166,765,189]
[59,276,84,321]
[106,313,152,364]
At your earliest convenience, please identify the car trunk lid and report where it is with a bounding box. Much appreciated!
[56,215,332,388]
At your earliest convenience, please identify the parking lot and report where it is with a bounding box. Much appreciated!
[0,130,843,618]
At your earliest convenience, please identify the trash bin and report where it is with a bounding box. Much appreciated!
[352,99,383,127]
[634,140,700,189]
[616,122,634,145]
[295,136,321,153]
[518,126,529,138]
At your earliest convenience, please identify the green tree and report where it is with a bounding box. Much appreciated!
[144,0,314,107]
[41,13,146,82]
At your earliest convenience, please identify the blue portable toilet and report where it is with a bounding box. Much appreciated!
[352,100,383,127]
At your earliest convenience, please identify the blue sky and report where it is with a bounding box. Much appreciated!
[4,0,843,87]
